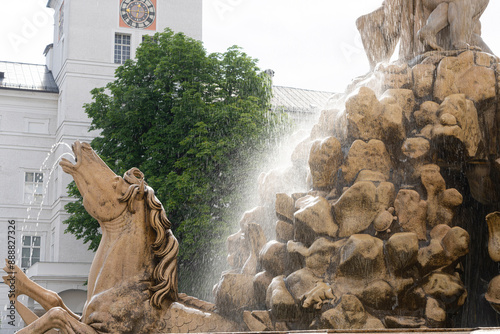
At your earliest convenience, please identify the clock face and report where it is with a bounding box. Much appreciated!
[120,0,156,29]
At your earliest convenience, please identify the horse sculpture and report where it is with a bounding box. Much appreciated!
[3,141,241,333]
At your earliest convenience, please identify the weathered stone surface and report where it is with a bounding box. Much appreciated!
[402,137,430,162]
[286,268,322,303]
[291,137,314,168]
[227,221,267,273]
[376,63,412,90]
[305,238,341,275]
[426,298,446,327]
[430,224,451,241]
[239,206,269,229]
[294,196,338,245]
[266,276,298,320]
[420,164,445,192]
[487,212,500,262]
[338,234,385,278]
[311,109,339,139]
[334,181,377,237]
[243,310,273,331]
[414,101,440,129]
[419,164,462,227]
[355,170,388,183]
[320,294,385,329]
[275,193,295,223]
[380,96,406,143]
[418,239,449,270]
[394,189,428,240]
[375,182,396,209]
[295,194,314,209]
[422,272,467,307]
[373,182,396,231]
[421,228,468,269]
[432,94,481,158]
[342,139,393,184]
[360,279,395,309]
[441,226,470,261]
[475,52,496,67]
[319,294,368,329]
[227,229,249,270]
[259,240,287,276]
[439,112,457,126]
[468,162,500,205]
[345,87,383,141]
[386,233,419,272]
[287,238,342,277]
[486,275,500,313]
[215,273,256,315]
[241,223,268,275]
[308,136,343,190]
[434,51,496,103]
[385,316,426,328]
[381,89,416,124]
[253,271,273,308]
[276,220,294,242]
[412,63,435,98]
[345,87,409,144]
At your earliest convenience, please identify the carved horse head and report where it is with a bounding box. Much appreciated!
[60,141,130,222]
[60,141,178,307]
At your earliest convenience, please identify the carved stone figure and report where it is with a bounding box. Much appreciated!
[419,0,491,52]
[486,212,500,315]
[357,0,491,68]
[3,142,241,333]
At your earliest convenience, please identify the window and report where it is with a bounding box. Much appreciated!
[142,35,157,43]
[114,33,131,64]
[21,235,41,269]
[24,172,44,204]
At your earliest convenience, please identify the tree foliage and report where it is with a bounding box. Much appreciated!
[64,29,288,298]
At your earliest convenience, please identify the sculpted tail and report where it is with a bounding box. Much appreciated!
[155,294,243,333]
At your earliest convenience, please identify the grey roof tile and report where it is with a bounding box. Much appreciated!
[0,61,58,93]
[272,85,332,113]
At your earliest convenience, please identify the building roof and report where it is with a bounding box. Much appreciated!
[0,61,58,93]
[272,85,332,114]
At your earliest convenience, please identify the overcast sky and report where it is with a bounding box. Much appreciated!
[1,1,499,92]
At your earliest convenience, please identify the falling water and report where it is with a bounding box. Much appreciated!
[20,142,75,269]
[24,142,75,222]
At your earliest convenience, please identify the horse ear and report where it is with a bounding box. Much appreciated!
[132,168,144,180]
[123,167,145,185]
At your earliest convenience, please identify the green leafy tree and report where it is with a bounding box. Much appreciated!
[64,29,288,299]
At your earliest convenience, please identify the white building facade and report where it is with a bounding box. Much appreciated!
[0,1,202,332]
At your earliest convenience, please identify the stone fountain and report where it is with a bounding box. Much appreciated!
[4,1,500,332]
[213,0,500,330]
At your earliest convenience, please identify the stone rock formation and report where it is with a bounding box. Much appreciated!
[214,48,500,330]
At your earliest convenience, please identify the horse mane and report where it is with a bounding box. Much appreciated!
[119,168,179,309]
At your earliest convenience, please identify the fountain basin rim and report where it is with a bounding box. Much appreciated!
[183,328,500,334]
